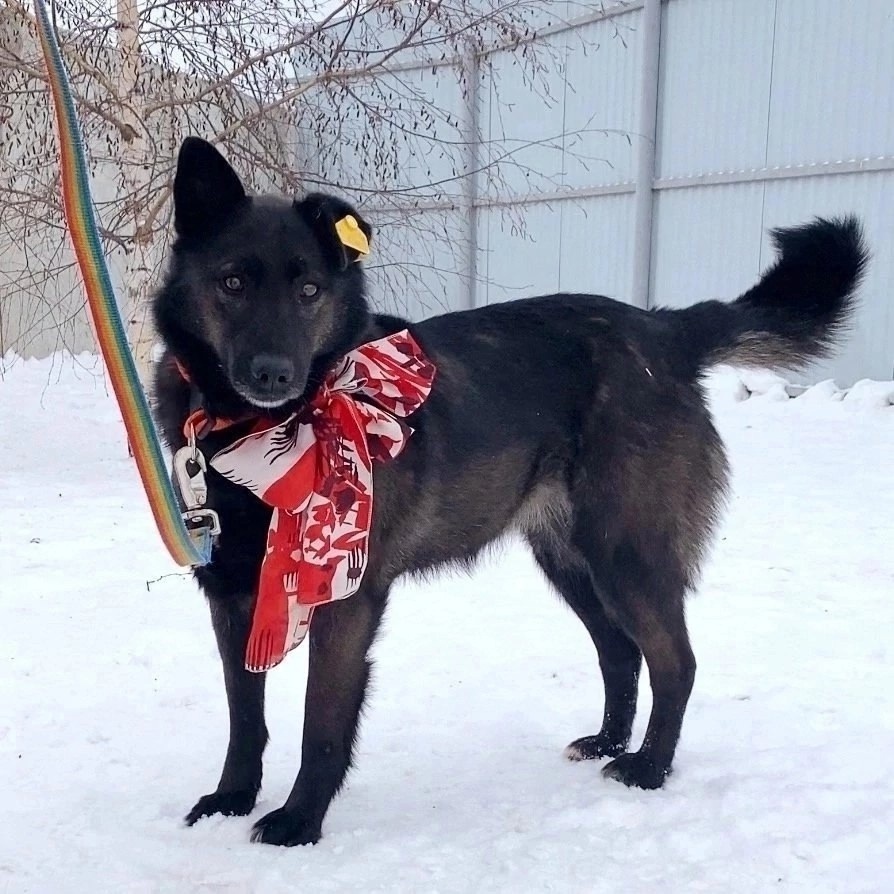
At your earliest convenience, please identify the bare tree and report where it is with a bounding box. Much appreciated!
[0,0,609,379]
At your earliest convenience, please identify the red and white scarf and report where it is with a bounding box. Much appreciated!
[208,330,436,672]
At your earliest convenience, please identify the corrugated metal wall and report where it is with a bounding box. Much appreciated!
[652,0,894,383]
[7,1,889,382]
[478,6,642,304]
[344,0,894,385]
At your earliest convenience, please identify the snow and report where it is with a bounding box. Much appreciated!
[1,354,893,893]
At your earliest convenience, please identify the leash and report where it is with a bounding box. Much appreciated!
[33,0,213,567]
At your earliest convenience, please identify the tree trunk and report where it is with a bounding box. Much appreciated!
[116,0,156,391]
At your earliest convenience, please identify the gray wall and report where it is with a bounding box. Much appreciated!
[8,0,891,385]
[342,0,894,385]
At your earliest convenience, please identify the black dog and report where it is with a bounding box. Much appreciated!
[152,136,867,846]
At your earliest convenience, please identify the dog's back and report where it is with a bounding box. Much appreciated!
[388,216,866,594]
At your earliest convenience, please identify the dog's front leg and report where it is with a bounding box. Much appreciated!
[251,586,386,847]
[185,593,268,825]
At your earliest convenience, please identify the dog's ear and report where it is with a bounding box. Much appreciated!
[293,193,372,271]
[173,137,246,238]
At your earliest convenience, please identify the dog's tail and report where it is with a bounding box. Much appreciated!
[669,216,868,377]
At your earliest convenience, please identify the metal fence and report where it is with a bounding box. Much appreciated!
[6,0,891,384]
[353,0,894,385]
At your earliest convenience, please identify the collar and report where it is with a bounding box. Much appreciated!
[173,358,269,441]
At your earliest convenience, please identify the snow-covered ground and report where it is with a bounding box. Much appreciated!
[1,354,893,893]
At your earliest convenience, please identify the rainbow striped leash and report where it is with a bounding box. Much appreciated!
[33,0,213,568]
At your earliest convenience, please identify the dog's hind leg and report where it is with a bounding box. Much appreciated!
[251,585,388,847]
[185,593,268,825]
[529,535,642,760]
[574,532,696,790]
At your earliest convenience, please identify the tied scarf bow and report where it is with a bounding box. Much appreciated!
[208,330,436,672]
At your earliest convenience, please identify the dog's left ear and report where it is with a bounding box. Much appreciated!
[294,193,372,271]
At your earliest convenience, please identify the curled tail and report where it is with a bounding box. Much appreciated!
[670,216,868,376]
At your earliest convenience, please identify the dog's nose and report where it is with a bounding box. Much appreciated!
[250,353,294,390]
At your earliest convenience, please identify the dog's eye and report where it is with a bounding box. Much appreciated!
[299,282,320,301]
[222,274,245,293]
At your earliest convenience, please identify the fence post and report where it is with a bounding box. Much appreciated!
[631,0,662,310]
[461,44,480,309]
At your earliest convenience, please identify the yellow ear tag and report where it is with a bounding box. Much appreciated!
[335,214,370,257]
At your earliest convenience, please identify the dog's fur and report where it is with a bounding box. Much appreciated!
[152,137,867,847]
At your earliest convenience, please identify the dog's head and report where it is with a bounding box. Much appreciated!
[154,137,372,412]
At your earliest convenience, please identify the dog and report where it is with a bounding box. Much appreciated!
[152,136,867,847]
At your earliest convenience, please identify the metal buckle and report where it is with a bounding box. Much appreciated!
[183,507,222,539]
[174,422,222,544]
[173,442,208,511]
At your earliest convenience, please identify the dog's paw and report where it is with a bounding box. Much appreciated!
[564,733,627,761]
[185,789,258,826]
[250,807,321,847]
[601,752,670,790]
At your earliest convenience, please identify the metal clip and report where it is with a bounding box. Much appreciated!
[173,445,208,510]
[183,507,222,539]
[174,425,222,544]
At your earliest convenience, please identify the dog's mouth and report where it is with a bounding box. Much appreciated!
[234,386,303,411]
